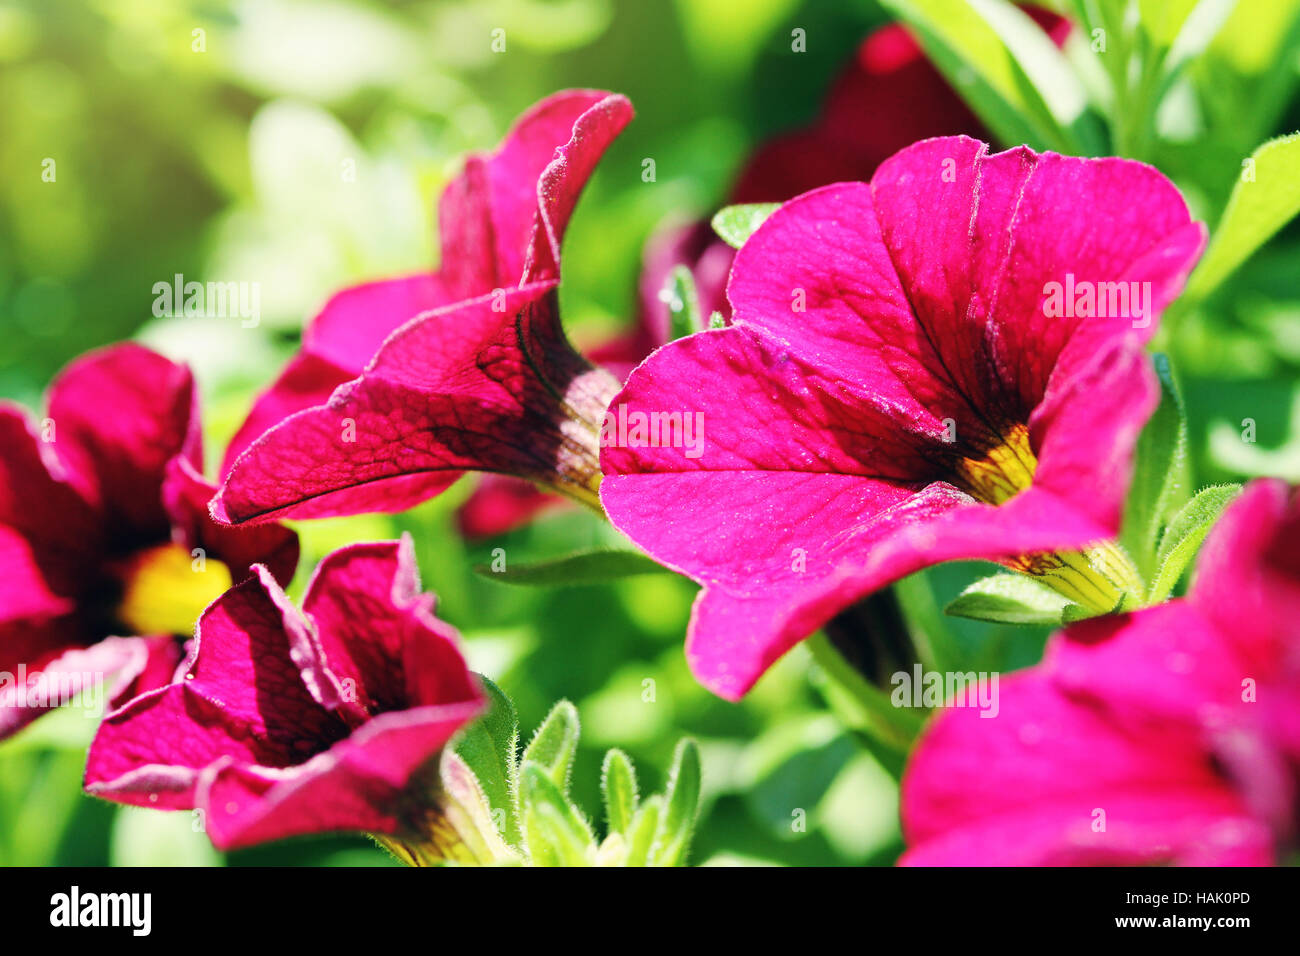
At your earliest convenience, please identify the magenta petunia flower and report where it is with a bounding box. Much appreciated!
[84,536,484,851]
[213,90,632,531]
[0,343,298,738]
[901,480,1300,865]
[638,11,1069,337]
[601,135,1206,700]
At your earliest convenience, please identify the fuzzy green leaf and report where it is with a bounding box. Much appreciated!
[1162,0,1235,77]
[1148,484,1243,601]
[1138,0,1201,49]
[944,573,1073,625]
[651,738,702,866]
[623,795,664,867]
[519,762,594,866]
[1061,590,1127,624]
[452,675,520,845]
[1122,353,1191,580]
[711,203,780,249]
[521,699,580,795]
[601,749,639,837]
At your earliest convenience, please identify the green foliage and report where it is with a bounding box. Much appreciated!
[415,691,702,866]
[1148,483,1243,600]
[474,549,673,587]
[944,573,1074,626]
[600,749,639,836]
[711,202,780,249]
[881,0,1092,152]
[453,676,522,844]
[1122,354,1192,581]
[664,265,705,339]
[651,739,702,866]
[1187,133,1300,302]
[522,699,582,794]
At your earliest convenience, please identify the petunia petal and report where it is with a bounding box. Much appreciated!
[900,672,1272,865]
[1190,478,1300,672]
[84,568,341,807]
[215,286,617,524]
[298,536,479,716]
[198,701,483,850]
[162,456,299,585]
[46,343,199,539]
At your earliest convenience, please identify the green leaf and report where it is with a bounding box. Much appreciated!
[519,762,594,866]
[1121,353,1191,580]
[474,549,672,587]
[651,738,702,866]
[1148,484,1242,601]
[879,0,1087,152]
[623,795,664,867]
[521,700,580,795]
[600,749,639,837]
[453,675,520,845]
[1187,132,1300,301]
[1138,0,1201,49]
[1210,0,1300,73]
[711,203,780,249]
[943,573,1073,625]
[663,265,704,339]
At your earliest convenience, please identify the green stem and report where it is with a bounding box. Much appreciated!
[807,632,925,754]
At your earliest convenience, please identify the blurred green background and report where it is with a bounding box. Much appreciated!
[1,0,1298,866]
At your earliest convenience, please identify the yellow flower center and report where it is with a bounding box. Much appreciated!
[949,422,1145,614]
[1006,542,1145,614]
[116,543,233,636]
[952,423,1038,505]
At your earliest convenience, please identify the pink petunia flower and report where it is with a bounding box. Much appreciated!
[600,135,1206,700]
[901,480,1300,865]
[0,343,298,738]
[84,536,484,852]
[213,90,633,531]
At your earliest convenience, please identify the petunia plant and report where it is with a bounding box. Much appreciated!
[0,344,297,739]
[4,0,1300,876]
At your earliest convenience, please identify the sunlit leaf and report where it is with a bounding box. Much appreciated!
[1149,483,1242,600]
[474,549,672,587]
[944,573,1074,625]
[711,202,780,249]
[1187,132,1300,300]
